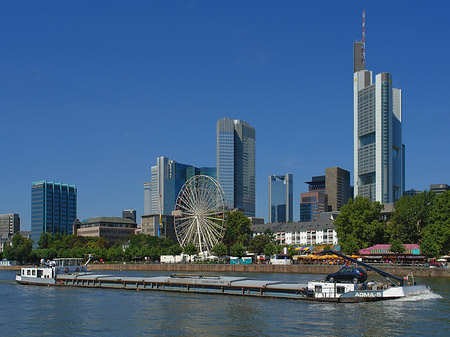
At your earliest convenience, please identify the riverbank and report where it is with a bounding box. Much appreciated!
[3,263,448,278]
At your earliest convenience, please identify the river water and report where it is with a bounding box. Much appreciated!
[0,270,448,336]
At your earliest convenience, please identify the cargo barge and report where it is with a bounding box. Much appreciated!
[15,252,429,303]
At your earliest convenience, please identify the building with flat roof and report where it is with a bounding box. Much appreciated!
[430,184,449,195]
[74,217,137,245]
[217,118,255,217]
[353,14,405,204]
[31,181,77,246]
[325,167,352,211]
[252,219,337,246]
[300,192,328,222]
[141,214,176,242]
[0,213,20,238]
[269,174,293,223]
[122,209,137,223]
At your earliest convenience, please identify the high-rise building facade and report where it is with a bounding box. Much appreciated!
[217,118,255,217]
[31,181,77,245]
[142,182,151,215]
[325,167,352,211]
[299,192,328,222]
[353,20,405,203]
[269,174,293,223]
[0,213,20,238]
[149,156,217,215]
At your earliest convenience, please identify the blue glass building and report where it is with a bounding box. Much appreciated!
[31,181,77,245]
[217,118,255,217]
[269,174,293,223]
[149,157,217,215]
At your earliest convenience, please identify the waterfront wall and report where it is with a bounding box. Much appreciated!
[87,263,450,278]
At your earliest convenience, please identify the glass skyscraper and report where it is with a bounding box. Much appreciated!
[217,118,255,217]
[31,181,77,245]
[353,40,405,203]
[269,174,293,223]
[149,156,217,215]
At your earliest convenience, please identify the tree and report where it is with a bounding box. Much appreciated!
[389,238,405,254]
[263,229,276,243]
[4,233,33,263]
[341,235,360,255]
[391,191,435,243]
[423,190,450,255]
[420,235,440,258]
[263,242,279,257]
[38,232,53,249]
[248,235,270,255]
[183,243,199,256]
[223,211,252,249]
[230,243,245,258]
[211,243,228,257]
[169,244,183,256]
[334,196,387,251]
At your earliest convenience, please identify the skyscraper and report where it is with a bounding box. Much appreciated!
[325,167,352,211]
[149,156,217,215]
[353,13,405,203]
[31,181,77,245]
[269,174,293,223]
[217,118,256,217]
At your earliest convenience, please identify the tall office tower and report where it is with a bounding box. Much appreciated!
[0,213,20,238]
[299,192,328,222]
[217,118,256,217]
[142,182,151,215]
[353,12,405,203]
[325,167,352,211]
[150,156,216,215]
[122,209,137,223]
[31,181,77,245]
[269,174,293,223]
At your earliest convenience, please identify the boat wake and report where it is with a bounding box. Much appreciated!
[394,288,442,302]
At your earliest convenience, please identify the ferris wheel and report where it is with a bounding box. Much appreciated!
[174,175,226,254]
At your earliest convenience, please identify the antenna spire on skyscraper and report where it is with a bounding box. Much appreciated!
[361,10,365,63]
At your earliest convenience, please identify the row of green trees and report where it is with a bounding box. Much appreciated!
[4,210,288,263]
[335,191,450,257]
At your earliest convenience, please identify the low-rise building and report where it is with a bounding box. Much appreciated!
[74,217,137,245]
[252,212,338,246]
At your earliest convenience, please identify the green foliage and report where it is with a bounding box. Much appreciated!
[211,243,228,257]
[322,244,332,252]
[420,235,440,258]
[391,191,435,243]
[263,229,276,243]
[230,243,245,258]
[4,233,33,263]
[248,235,271,255]
[423,190,450,255]
[334,196,387,252]
[183,243,199,256]
[168,244,183,256]
[341,235,360,255]
[263,242,279,256]
[223,211,252,248]
[389,238,405,254]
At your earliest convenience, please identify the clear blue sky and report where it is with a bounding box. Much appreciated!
[1,1,449,230]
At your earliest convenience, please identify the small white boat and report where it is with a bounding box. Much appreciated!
[16,258,88,285]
